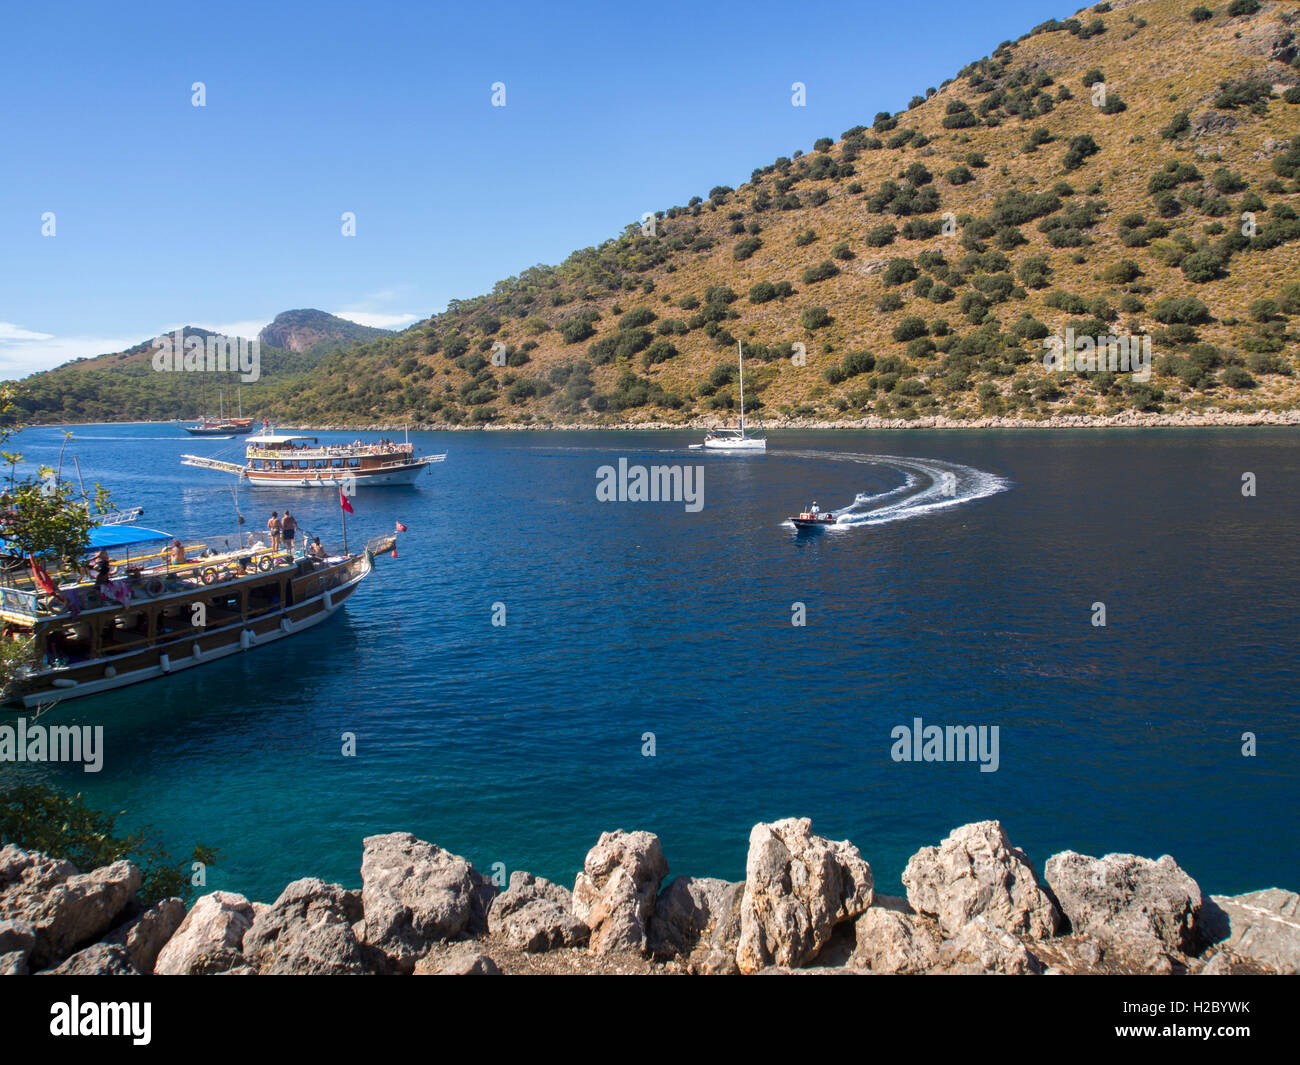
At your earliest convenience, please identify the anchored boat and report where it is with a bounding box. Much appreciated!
[692,342,767,452]
[182,432,444,487]
[1,524,396,708]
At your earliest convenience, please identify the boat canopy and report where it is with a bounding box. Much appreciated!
[245,433,317,445]
[85,525,174,552]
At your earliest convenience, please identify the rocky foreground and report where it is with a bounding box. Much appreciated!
[1,818,1296,976]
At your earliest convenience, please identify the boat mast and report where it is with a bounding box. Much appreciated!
[738,341,745,434]
[218,388,224,422]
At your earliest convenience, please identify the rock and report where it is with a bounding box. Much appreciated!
[416,944,503,975]
[154,891,254,975]
[850,906,941,974]
[647,876,741,958]
[489,872,589,953]
[1202,888,1300,974]
[242,878,369,975]
[0,918,36,967]
[0,845,78,915]
[1045,851,1203,959]
[104,898,185,975]
[735,817,874,974]
[1199,950,1231,976]
[902,821,1060,939]
[934,916,1045,975]
[28,860,142,967]
[39,942,139,976]
[360,832,486,973]
[699,948,740,975]
[572,830,668,954]
[1,951,29,975]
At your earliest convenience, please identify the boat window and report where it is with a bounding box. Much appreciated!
[347,458,360,468]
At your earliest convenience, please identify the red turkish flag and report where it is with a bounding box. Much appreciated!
[339,489,353,514]
[395,521,407,532]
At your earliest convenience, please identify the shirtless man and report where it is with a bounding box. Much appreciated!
[267,511,282,550]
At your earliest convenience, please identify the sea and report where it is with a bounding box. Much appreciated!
[2,422,1297,902]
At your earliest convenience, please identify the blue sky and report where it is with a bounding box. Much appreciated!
[0,0,1072,378]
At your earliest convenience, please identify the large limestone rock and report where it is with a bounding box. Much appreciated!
[27,860,142,967]
[415,943,503,975]
[104,898,186,975]
[902,821,1060,939]
[934,916,1045,975]
[1044,851,1203,958]
[850,904,942,974]
[735,817,874,974]
[154,891,254,975]
[242,878,369,975]
[0,845,78,916]
[360,833,487,972]
[648,876,742,959]
[572,830,668,954]
[0,918,37,976]
[40,942,140,976]
[1202,888,1300,974]
[489,872,589,953]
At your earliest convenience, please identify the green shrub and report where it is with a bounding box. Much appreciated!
[801,306,832,330]
[733,236,763,261]
[802,260,840,283]
[892,316,929,342]
[882,258,919,285]
[1189,6,1213,22]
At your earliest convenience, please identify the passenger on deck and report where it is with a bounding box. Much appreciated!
[170,540,186,565]
[94,548,112,584]
[308,537,327,560]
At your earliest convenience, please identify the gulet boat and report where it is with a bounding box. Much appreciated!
[1,524,395,708]
[181,432,444,487]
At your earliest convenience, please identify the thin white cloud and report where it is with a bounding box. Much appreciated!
[0,322,55,342]
[331,310,418,330]
[0,332,143,380]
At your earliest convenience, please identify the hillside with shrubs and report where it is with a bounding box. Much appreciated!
[18,0,1300,427]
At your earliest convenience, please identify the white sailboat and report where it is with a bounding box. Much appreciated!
[693,342,767,451]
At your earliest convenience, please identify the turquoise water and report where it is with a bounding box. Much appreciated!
[3,423,1297,901]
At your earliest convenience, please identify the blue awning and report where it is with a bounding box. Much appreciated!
[85,525,174,552]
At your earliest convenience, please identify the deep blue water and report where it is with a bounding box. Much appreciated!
[3,423,1297,902]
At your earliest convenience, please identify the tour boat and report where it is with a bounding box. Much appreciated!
[691,342,766,452]
[790,505,837,529]
[181,432,444,487]
[0,524,396,708]
[182,387,254,435]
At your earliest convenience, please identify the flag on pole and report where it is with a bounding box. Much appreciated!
[340,489,353,514]
[395,521,407,532]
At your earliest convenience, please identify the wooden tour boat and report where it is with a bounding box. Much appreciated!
[1,525,395,708]
[181,432,444,487]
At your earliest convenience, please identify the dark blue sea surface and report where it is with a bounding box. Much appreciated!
[4,423,1297,901]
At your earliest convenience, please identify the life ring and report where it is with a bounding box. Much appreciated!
[144,578,166,597]
[257,557,273,572]
[201,567,219,585]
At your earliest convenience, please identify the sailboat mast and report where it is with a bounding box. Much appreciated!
[218,388,224,422]
[738,341,745,433]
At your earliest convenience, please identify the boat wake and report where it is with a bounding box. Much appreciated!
[778,452,1010,529]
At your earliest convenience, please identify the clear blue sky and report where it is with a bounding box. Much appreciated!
[0,0,1071,377]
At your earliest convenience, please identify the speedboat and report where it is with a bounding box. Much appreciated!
[790,505,837,529]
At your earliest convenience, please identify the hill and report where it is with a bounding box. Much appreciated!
[13,0,1300,428]
[258,310,393,356]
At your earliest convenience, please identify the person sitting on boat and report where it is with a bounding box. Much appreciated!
[308,537,327,560]
[170,540,186,565]
[94,548,112,584]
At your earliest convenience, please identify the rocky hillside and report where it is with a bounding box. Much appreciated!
[1,818,1294,975]
[280,0,1300,428]
[258,309,393,355]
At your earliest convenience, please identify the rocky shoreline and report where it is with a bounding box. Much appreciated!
[1,818,1296,976]
[280,409,1300,433]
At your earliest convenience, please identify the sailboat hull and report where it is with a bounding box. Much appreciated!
[702,436,767,451]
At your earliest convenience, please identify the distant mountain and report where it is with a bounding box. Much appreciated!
[258,310,393,355]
